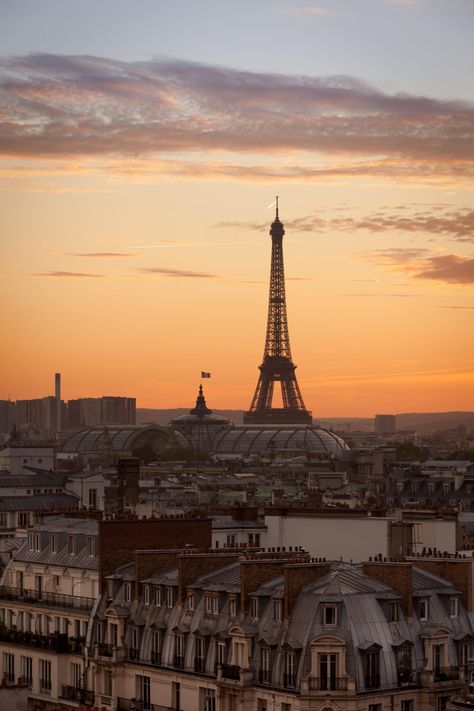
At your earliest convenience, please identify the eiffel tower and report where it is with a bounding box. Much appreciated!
[243,198,312,425]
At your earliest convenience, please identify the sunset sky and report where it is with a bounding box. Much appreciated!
[1,0,473,417]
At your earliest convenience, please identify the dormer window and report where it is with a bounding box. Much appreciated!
[50,534,57,553]
[260,647,271,683]
[273,599,282,622]
[166,587,174,608]
[449,597,458,618]
[144,586,151,605]
[125,583,132,603]
[87,537,96,557]
[323,605,338,626]
[155,587,162,607]
[229,596,237,617]
[390,602,399,622]
[419,599,429,621]
[251,598,259,620]
[188,592,195,611]
[205,594,218,615]
[68,535,75,555]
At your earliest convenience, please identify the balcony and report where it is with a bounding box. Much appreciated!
[150,650,161,665]
[116,699,174,711]
[0,628,83,653]
[173,654,184,669]
[433,666,460,682]
[0,585,95,611]
[221,664,241,681]
[283,673,296,688]
[126,647,140,662]
[97,643,114,658]
[60,686,94,706]
[309,676,348,691]
[258,669,271,684]
[398,669,420,687]
[194,658,206,673]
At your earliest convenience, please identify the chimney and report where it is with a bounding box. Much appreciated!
[409,557,473,612]
[284,562,331,618]
[362,561,413,617]
[178,553,240,603]
[55,372,61,434]
[240,559,288,614]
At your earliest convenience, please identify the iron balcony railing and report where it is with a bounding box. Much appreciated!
[3,672,15,683]
[150,650,162,665]
[60,685,94,705]
[0,585,95,611]
[283,673,297,688]
[221,663,241,680]
[194,658,206,673]
[258,669,271,684]
[0,628,84,653]
[127,647,140,661]
[173,654,184,669]
[116,699,174,711]
[398,669,420,687]
[96,643,114,657]
[433,666,460,682]
[309,676,348,691]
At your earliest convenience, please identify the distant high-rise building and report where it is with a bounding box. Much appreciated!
[0,400,16,436]
[375,414,397,434]
[16,396,65,433]
[67,396,136,428]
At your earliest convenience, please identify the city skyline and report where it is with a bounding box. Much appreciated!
[1,0,473,417]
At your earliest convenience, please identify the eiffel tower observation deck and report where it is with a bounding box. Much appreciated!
[244,199,312,425]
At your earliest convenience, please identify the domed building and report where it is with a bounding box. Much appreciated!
[171,385,349,460]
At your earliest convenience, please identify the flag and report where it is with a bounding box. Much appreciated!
[201,371,211,378]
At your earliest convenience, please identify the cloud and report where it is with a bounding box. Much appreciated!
[69,252,136,258]
[0,54,473,184]
[360,249,474,285]
[438,305,474,310]
[32,270,105,278]
[220,206,474,242]
[138,267,219,279]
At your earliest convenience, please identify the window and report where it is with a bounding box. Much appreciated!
[68,535,75,555]
[458,641,471,666]
[251,598,259,619]
[50,534,57,553]
[199,688,216,711]
[0,513,7,527]
[449,597,458,618]
[260,647,271,683]
[188,593,194,611]
[71,662,81,690]
[151,631,162,664]
[103,669,112,697]
[88,488,98,508]
[136,675,151,711]
[437,698,449,711]
[171,681,181,711]
[130,628,140,659]
[274,599,282,622]
[285,651,296,687]
[109,623,118,647]
[16,571,23,591]
[281,705,292,711]
[166,587,174,608]
[323,605,337,625]
[39,659,52,693]
[205,594,218,615]
[390,602,399,622]
[229,596,237,617]
[174,634,184,668]
[195,637,206,672]
[257,701,267,711]
[217,641,227,665]
[401,701,413,711]
[35,575,43,598]
[20,656,32,686]
[419,599,429,621]
[87,537,96,557]
[249,533,261,547]
[125,583,132,603]
[155,587,162,607]
[319,652,338,690]
[144,586,151,605]
[53,575,60,590]
[226,534,236,547]
[368,706,382,711]
[433,644,444,674]
[3,652,15,682]
[17,512,28,527]
[365,650,380,689]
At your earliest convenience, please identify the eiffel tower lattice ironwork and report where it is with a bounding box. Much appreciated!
[243,198,312,425]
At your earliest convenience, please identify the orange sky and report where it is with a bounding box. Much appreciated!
[1,8,473,417]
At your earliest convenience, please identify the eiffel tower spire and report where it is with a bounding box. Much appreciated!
[244,199,312,425]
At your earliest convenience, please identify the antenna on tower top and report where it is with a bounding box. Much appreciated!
[275,195,279,220]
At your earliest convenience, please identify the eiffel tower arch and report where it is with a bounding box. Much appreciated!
[244,199,312,425]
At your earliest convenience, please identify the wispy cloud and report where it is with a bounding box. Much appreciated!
[218,206,474,243]
[360,249,474,285]
[69,252,136,258]
[32,270,105,278]
[438,305,474,310]
[275,4,344,16]
[0,54,472,184]
[138,267,219,279]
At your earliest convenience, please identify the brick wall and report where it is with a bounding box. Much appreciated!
[178,553,240,603]
[362,562,413,617]
[240,559,289,614]
[99,517,211,591]
[283,563,331,618]
[410,558,473,612]
[135,549,191,598]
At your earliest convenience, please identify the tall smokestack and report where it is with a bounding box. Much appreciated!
[55,372,61,434]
